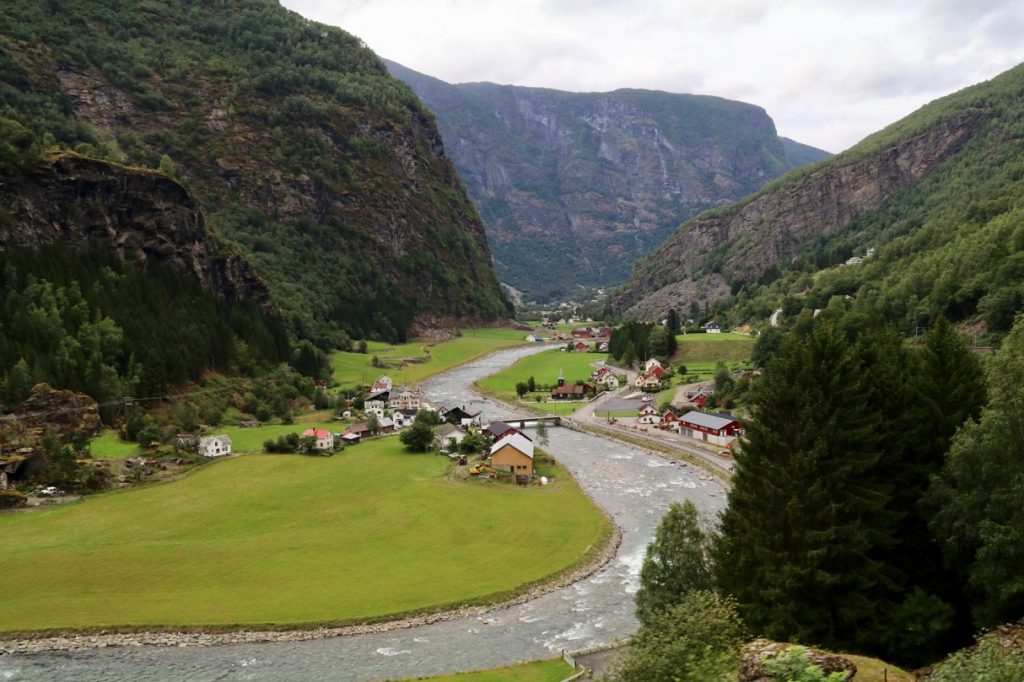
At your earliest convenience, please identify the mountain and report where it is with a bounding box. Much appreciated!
[0,0,511,350]
[385,60,830,303]
[614,62,1024,340]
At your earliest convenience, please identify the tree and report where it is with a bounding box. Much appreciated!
[534,420,549,447]
[603,591,747,682]
[621,341,636,369]
[712,363,734,396]
[515,381,529,398]
[648,325,670,358]
[751,326,784,368]
[0,117,39,175]
[636,501,716,625]
[459,431,486,454]
[356,339,367,354]
[713,322,899,653]
[400,420,435,452]
[761,646,851,682]
[929,314,1024,629]
[526,375,536,392]
[666,308,681,336]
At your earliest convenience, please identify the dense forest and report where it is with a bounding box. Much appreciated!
[0,243,290,420]
[0,0,510,347]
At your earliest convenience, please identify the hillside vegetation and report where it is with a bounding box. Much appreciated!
[617,62,1024,342]
[387,60,828,302]
[0,0,510,349]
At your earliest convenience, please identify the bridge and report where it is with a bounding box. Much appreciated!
[488,415,563,429]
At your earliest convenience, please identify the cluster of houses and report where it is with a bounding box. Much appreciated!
[590,366,621,390]
[633,358,668,390]
[434,408,537,482]
[636,402,743,447]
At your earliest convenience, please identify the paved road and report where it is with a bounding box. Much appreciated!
[1,345,726,682]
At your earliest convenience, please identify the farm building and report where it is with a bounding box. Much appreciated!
[483,421,520,442]
[490,432,535,478]
[677,411,742,446]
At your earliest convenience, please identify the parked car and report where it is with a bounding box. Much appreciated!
[39,486,60,496]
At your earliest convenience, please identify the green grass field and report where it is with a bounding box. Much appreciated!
[88,430,144,459]
[673,332,754,365]
[404,658,573,682]
[477,350,608,402]
[0,437,608,633]
[331,328,527,389]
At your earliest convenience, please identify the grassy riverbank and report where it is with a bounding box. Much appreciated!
[406,658,574,681]
[0,436,609,633]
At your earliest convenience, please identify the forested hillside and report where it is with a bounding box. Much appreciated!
[386,60,828,302]
[616,62,1024,342]
[0,0,510,351]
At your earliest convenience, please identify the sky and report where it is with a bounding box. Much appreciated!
[280,0,1023,153]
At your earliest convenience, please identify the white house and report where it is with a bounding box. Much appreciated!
[637,404,660,425]
[392,408,418,429]
[644,358,663,372]
[371,375,393,392]
[436,423,468,450]
[705,322,722,334]
[199,435,232,458]
[365,389,389,419]
[301,428,334,451]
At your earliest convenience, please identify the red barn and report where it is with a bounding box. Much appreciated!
[677,411,742,446]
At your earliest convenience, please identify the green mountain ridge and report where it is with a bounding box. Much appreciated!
[614,62,1024,340]
[385,59,829,303]
[0,0,510,349]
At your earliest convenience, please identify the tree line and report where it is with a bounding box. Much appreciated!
[607,311,1024,678]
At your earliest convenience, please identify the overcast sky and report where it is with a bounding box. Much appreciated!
[281,0,1022,152]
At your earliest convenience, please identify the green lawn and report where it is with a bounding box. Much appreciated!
[0,437,609,633]
[213,411,343,453]
[673,332,755,365]
[402,658,574,681]
[332,328,527,389]
[89,429,144,459]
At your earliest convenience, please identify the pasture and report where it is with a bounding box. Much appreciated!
[476,349,609,403]
[0,437,609,633]
[411,658,574,681]
[672,332,755,365]
[331,328,527,389]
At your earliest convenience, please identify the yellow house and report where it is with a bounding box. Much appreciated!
[489,432,535,478]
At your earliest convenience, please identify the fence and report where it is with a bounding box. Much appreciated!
[559,649,590,681]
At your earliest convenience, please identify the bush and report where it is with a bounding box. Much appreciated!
[761,646,851,682]
[929,633,1024,681]
[0,489,28,509]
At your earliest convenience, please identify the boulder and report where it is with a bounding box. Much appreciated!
[11,383,101,442]
[739,639,857,682]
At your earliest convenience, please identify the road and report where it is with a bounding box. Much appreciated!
[1,345,727,682]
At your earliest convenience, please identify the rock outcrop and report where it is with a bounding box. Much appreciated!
[0,153,269,303]
[615,109,988,319]
[738,639,857,682]
[10,383,101,443]
[387,60,829,301]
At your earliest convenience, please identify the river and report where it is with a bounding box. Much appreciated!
[1,345,726,681]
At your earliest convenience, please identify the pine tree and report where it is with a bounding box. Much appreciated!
[666,309,681,336]
[713,322,899,652]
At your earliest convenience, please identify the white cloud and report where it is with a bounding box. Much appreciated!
[281,0,1023,152]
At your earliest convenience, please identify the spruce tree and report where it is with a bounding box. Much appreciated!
[713,321,899,652]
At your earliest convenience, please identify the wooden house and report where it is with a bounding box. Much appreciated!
[489,432,534,478]
[677,411,742,446]
[301,428,334,451]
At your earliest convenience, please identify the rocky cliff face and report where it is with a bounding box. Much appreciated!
[386,60,829,302]
[615,109,988,320]
[0,153,268,303]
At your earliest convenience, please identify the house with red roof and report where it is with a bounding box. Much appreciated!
[301,428,334,451]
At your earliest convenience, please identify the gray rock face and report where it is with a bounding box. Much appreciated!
[616,109,988,320]
[0,153,269,304]
[386,60,828,302]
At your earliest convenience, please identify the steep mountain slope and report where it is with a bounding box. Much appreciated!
[615,62,1024,339]
[0,0,510,347]
[386,60,829,302]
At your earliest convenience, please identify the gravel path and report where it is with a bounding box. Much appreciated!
[0,345,726,682]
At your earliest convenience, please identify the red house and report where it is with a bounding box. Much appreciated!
[660,411,679,429]
[677,411,742,446]
[573,341,590,352]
